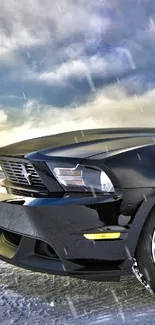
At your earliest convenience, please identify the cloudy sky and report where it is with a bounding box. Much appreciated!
[0,0,155,146]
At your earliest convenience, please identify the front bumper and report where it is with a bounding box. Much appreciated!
[0,191,138,281]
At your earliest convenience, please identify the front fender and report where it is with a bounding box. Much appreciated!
[127,194,155,257]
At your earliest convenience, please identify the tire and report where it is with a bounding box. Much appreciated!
[136,207,155,293]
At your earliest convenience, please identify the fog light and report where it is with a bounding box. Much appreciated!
[0,180,7,194]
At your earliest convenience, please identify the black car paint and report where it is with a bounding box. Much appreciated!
[0,127,155,281]
[0,127,154,158]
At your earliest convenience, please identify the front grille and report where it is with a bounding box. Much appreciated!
[0,159,48,196]
[11,188,48,198]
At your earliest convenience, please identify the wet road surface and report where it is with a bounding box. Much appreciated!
[1,260,155,325]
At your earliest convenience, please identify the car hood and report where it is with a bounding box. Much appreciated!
[0,128,155,160]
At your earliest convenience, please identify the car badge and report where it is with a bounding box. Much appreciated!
[21,165,32,185]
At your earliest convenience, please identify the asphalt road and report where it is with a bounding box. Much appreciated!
[1,259,155,325]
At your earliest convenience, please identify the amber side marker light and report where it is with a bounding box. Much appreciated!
[84,233,121,240]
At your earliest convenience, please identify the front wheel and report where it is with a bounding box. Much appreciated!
[135,207,155,293]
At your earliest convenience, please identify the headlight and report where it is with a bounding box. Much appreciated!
[47,162,114,193]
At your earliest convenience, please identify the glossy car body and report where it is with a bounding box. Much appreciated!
[0,127,155,282]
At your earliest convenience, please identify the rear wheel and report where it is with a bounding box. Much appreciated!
[136,207,155,293]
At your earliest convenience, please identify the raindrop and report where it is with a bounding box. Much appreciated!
[91,186,96,198]
[26,51,30,59]
[137,153,141,161]
[27,302,31,311]
[74,136,78,143]
[85,71,96,92]
[105,146,109,152]
[111,290,125,322]
[124,290,128,297]
[143,194,147,201]
[64,247,68,255]
[123,48,136,70]
[66,295,78,318]
[144,267,151,282]
[149,17,155,31]
[14,276,19,285]
[7,310,11,317]
[57,5,62,12]
[23,92,27,100]
[81,130,84,137]
[125,245,132,260]
[140,106,143,112]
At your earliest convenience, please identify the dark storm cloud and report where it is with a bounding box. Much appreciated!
[1,0,155,145]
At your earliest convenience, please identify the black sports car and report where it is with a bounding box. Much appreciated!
[1,127,155,292]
